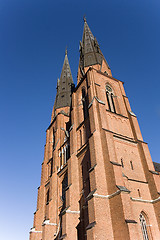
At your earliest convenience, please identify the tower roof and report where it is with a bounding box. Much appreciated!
[54,50,73,110]
[79,18,110,69]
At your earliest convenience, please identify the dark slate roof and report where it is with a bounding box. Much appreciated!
[79,18,110,69]
[54,50,73,110]
[153,162,160,172]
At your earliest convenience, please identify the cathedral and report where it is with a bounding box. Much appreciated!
[30,18,160,240]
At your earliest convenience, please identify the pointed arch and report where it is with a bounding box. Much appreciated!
[139,211,152,240]
[105,84,116,113]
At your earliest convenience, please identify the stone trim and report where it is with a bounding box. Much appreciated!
[34,209,39,214]
[127,178,148,184]
[69,124,74,132]
[86,221,96,230]
[57,163,68,176]
[30,227,42,233]
[60,127,69,138]
[137,139,148,144]
[110,161,121,166]
[61,206,70,215]
[95,82,101,86]
[88,96,105,109]
[113,134,137,144]
[88,129,96,139]
[65,183,72,191]
[149,170,159,175]
[87,186,130,201]
[88,97,95,109]
[93,190,121,199]
[86,189,97,200]
[47,157,53,164]
[42,220,57,226]
[76,142,89,157]
[106,109,128,119]
[95,96,105,105]
[76,120,85,131]
[59,234,67,239]
[125,219,137,224]
[89,164,97,173]
[102,127,137,144]
[116,185,130,193]
[45,181,50,187]
[130,196,160,204]
[66,209,80,214]
[128,111,136,117]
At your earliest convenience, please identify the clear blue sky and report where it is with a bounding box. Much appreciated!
[0,0,160,239]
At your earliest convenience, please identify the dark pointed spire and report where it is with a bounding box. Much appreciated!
[79,18,110,69]
[54,50,73,110]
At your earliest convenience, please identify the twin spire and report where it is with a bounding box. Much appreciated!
[54,18,109,110]
[79,17,110,69]
[54,49,73,110]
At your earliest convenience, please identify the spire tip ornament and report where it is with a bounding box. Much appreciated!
[83,15,86,22]
[65,46,68,56]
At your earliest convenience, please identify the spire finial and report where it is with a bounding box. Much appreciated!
[83,15,86,22]
[65,46,68,55]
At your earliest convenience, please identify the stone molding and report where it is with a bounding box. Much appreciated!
[29,227,42,233]
[66,209,80,214]
[130,196,160,204]
[42,220,57,226]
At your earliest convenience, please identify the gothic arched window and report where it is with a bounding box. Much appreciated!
[140,213,150,240]
[106,85,116,113]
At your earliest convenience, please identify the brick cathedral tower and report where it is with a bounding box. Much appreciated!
[30,19,160,240]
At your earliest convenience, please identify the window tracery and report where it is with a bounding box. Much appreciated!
[106,85,116,113]
[140,213,150,240]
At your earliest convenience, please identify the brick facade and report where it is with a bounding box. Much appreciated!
[30,20,160,240]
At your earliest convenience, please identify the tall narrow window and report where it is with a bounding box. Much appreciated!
[140,213,150,240]
[50,158,53,176]
[48,159,53,177]
[80,129,82,147]
[46,189,50,204]
[62,173,68,209]
[106,91,111,111]
[138,189,141,197]
[52,128,55,150]
[82,88,88,120]
[62,148,64,166]
[106,85,116,113]
[59,150,62,168]
[130,160,134,170]
[66,144,70,161]
[111,93,116,113]
[121,158,124,168]
[63,147,67,165]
